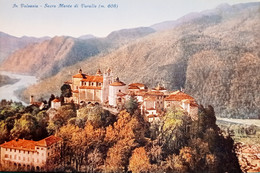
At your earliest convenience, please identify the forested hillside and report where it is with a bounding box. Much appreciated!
[0,27,155,78]
[0,100,241,172]
[22,2,260,118]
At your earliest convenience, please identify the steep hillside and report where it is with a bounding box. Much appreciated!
[23,2,260,118]
[0,32,49,63]
[0,27,155,78]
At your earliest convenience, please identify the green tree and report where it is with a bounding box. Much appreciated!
[0,120,9,143]
[61,84,72,98]
[10,113,38,139]
[125,96,139,115]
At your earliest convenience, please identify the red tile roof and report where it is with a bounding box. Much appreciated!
[73,73,87,78]
[0,136,62,151]
[110,81,126,86]
[128,86,140,90]
[36,136,62,147]
[0,139,36,151]
[146,91,164,96]
[129,83,145,87]
[165,90,195,101]
[52,98,60,102]
[79,86,102,90]
[80,76,103,83]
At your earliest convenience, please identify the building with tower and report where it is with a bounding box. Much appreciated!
[64,68,198,122]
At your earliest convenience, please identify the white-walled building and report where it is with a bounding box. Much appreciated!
[51,98,61,109]
[108,77,127,107]
[164,90,198,120]
[0,135,62,171]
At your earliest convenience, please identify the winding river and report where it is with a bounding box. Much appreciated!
[0,71,38,105]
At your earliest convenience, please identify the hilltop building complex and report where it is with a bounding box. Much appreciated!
[64,69,198,121]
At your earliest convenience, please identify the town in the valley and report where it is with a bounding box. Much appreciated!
[0,68,199,171]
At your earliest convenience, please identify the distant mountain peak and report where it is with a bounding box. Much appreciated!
[78,34,96,40]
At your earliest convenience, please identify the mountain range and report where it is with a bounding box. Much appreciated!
[0,27,155,78]
[1,2,260,118]
[0,32,49,63]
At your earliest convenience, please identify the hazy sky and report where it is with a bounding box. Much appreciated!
[0,0,259,37]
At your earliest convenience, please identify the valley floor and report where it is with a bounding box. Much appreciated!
[217,117,260,127]
[217,118,260,172]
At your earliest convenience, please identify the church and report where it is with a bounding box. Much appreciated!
[64,68,127,106]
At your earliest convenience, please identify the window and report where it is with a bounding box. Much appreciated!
[4,154,8,158]
[36,147,39,149]
[28,151,29,154]
[41,148,43,150]
[18,156,21,160]
[14,155,16,159]
[28,157,30,161]
[14,149,16,152]
[23,157,25,161]
[42,153,44,156]
[10,155,12,159]
[10,149,12,152]
[37,159,39,163]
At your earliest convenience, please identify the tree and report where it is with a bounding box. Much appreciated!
[153,107,192,154]
[87,148,103,172]
[48,94,55,108]
[0,120,9,143]
[128,147,151,173]
[47,104,76,134]
[10,113,38,140]
[61,84,72,98]
[124,96,139,115]
[104,138,135,173]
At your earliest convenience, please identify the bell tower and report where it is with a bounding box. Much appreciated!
[101,68,113,104]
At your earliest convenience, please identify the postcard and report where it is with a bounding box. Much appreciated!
[0,0,259,172]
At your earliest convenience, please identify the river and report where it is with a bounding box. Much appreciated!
[0,71,38,105]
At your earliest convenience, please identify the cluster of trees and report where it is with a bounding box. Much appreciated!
[0,97,241,172]
[48,99,241,172]
[0,100,49,144]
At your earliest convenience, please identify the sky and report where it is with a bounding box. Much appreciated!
[0,0,259,38]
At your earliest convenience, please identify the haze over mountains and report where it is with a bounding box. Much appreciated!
[0,27,155,78]
[0,32,49,63]
[1,2,259,118]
